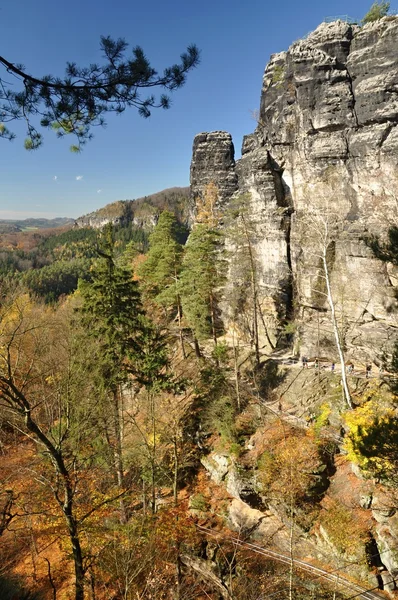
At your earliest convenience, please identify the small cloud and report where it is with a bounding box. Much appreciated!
[97,189,102,194]
[76,175,83,181]
[53,175,58,181]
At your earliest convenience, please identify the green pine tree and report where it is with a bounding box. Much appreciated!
[226,194,262,365]
[79,224,143,378]
[138,211,186,356]
[78,224,143,523]
[180,223,226,352]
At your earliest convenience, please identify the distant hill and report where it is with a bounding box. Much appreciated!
[0,217,74,233]
[75,187,190,229]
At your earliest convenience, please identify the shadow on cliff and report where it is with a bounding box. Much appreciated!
[251,358,288,400]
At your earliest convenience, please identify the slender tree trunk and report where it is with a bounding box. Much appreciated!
[209,293,218,349]
[174,263,186,358]
[150,390,156,514]
[288,494,294,600]
[322,252,352,408]
[65,513,85,600]
[176,295,186,359]
[43,557,57,600]
[242,215,260,364]
[288,453,295,600]
[112,388,127,524]
[256,298,276,350]
[142,478,147,516]
[232,330,241,411]
[175,551,182,600]
[173,437,178,506]
[194,337,201,358]
[250,269,260,366]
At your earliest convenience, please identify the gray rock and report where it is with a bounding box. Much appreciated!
[190,131,238,221]
[189,17,398,360]
[379,570,396,593]
[359,493,373,509]
[200,454,230,485]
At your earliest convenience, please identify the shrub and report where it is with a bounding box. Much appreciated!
[190,493,209,511]
[344,400,398,482]
[257,430,324,506]
[272,64,285,86]
[320,499,370,557]
[313,403,331,437]
[362,1,390,24]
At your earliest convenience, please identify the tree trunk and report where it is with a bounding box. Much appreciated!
[251,270,260,366]
[23,412,86,600]
[112,389,127,524]
[232,331,241,411]
[150,390,156,514]
[176,296,186,359]
[173,437,178,506]
[242,215,260,364]
[209,293,218,349]
[174,264,186,358]
[193,337,201,358]
[66,515,85,600]
[322,253,353,408]
[256,298,276,350]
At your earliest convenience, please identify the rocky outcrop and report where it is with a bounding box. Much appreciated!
[190,132,238,216]
[75,187,190,229]
[190,17,398,361]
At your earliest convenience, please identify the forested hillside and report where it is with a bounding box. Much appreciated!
[0,187,189,304]
[2,7,398,600]
[1,181,398,599]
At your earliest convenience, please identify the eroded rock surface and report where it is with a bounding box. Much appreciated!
[190,17,398,361]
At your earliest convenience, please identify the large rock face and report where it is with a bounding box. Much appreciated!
[190,17,398,360]
[190,131,238,213]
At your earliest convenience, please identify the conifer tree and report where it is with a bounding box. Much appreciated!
[139,211,186,356]
[0,39,200,149]
[180,223,226,350]
[79,224,143,376]
[226,194,263,365]
[181,184,227,353]
[78,224,144,522]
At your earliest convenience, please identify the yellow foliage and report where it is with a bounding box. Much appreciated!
[258,429,322,503]
[320,498,370,557]
[195,182,220,227]
[343,399,397,477]
[313,402,331,436]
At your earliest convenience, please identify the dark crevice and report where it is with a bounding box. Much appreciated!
[345,65,359,128]
[366,534,390,590]
[343,32,359,129]
[379,123,394,148]
[269,153,295,321]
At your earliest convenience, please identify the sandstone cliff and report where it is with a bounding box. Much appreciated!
[190,17,398,362]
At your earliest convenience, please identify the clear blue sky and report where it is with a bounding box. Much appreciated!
[1,0,373,219]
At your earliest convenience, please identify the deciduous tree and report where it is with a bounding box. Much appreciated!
[0,287,113,600]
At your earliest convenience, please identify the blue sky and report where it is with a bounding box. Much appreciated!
[1,0,374,219]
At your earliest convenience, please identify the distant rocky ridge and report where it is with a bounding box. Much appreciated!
[190,16,398,362]
[75,187,190,229]
[0,217,74,233]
